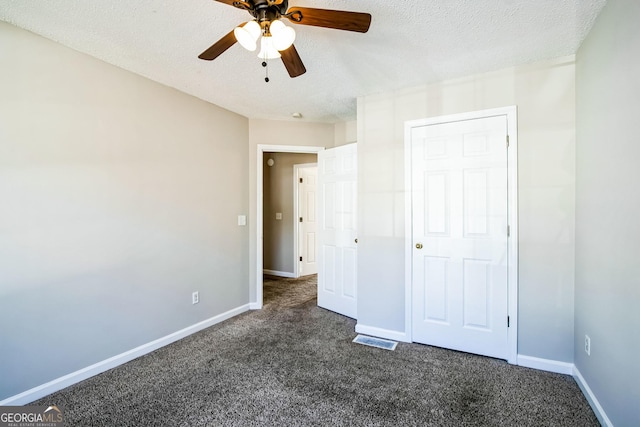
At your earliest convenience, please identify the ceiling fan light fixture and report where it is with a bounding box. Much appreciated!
[198,2,372,79]
[257,35,281,60]
[269,19,296,51]
[234,20,261,51]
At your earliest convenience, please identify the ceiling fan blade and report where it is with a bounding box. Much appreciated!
[285,7,371,33]
[280,44,306,78]
[198,30,237,61]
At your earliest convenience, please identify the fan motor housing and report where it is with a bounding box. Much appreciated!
[247,0,288,23]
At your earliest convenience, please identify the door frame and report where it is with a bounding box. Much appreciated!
[403,106,518,364]
[255,145,324,308]
[293,162,318,278]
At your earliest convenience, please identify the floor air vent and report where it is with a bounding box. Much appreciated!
[353,335,398,351]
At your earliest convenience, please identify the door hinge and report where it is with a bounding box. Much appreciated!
[299,256,303,262]
[507,225,510,237]
[299,217,303,223]
[507,316,510,327]
[506,135,510,148]
[299,177,303,183]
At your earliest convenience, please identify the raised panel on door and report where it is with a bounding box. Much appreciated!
[423,256,450,324]
[425,172,450,236]
[462,258,491,329]
[317,144,357,319]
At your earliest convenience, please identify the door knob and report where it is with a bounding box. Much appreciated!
[415,243,423,249]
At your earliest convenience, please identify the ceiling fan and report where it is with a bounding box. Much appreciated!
[198,0,372,80]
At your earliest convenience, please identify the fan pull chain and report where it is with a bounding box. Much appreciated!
[262,60,269,83]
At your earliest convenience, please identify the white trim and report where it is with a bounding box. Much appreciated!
[404,106,519,364]
[573,366,614,427]
[404,122,413,343]
[516,349,617,427]
[355,323,411,343]
[0,304,250,406]
[516,355,574,375]
[263,269,296,278]
[255,145,324,310]
[505,107,519,365]
[292,163,318,279]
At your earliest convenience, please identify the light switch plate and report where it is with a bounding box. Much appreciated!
[276,213,283,220]
[237,215,247,226]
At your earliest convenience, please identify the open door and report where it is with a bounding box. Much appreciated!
[317,143,357,319]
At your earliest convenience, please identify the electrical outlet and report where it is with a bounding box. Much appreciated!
[585,335,591,356]
[192,291,199,305]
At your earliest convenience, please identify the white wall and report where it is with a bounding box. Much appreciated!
[0,22,249,400]
[357,56,577,362]
[248,119,334,303]
[575,1,640,425]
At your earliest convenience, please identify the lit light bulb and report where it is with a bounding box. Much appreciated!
[269,20,296,51]
[234,21,261,51]
[257,35,281,59]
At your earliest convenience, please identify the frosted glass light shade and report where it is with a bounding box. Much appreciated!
[257,36,281,59]
[270,20,296,51]
[234,21,261,51]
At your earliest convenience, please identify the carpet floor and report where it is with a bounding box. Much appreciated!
[33,275,599,426]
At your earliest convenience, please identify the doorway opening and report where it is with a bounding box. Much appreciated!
[262,153,317,278]
[256,145,324,309]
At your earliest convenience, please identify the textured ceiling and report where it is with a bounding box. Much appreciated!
[0,0,606,123]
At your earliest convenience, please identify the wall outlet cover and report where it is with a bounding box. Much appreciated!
[585,335,591,356]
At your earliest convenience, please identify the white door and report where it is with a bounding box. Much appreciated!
[317,143,357,318]
[297,164,318,277]
[411,115,509,359]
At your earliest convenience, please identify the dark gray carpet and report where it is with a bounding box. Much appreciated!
[33,275,599,426]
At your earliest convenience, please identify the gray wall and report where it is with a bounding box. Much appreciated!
[357,57,577,362]
[0,22,249,400]
[575,1,640,425]
[263,152,317,274]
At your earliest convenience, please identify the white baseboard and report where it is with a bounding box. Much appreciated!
[516,355,574,375]
[0,304,251,406]
[249,302,262,310]
[355,324,410,343]
[263,269,296,278]
[573,366,613,427]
